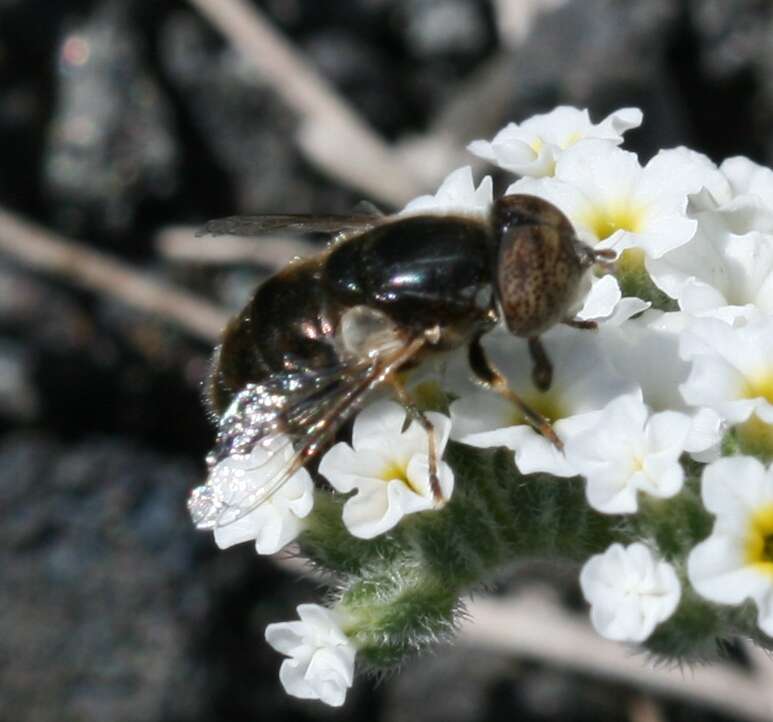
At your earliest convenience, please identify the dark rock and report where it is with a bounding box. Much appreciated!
[44,1,178,236]
[302,29,407,138]
[0,339,38,423]
[0,262,213,455]
[160,10,355,216]
[395,0,492,60]
[687,0,773,77]
[0,432,387,721]
[0,436,206,722]
[502,0,683,161]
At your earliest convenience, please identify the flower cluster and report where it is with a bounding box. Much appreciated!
[189,106,773,706]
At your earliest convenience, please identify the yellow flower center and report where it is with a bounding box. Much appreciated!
[529,137,544,153]
[736,414,773,460]
[744,503,773,577]
[560,131,583,149]
[583,202,644,242]
[380,461,424,496]
[743,372,773,405]
[381,462,409,484]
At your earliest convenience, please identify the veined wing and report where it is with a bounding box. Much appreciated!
[188,336,428,531]
[188,357,379,530]
[196,213,383,238]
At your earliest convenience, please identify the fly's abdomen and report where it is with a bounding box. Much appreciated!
[206,259,342,416]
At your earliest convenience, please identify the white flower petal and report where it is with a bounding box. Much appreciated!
[319,442,391,493]
[267,604,356,707]
[322,401,454,539]
[688,534,768,604]
[679,316,773,425]
[341,479,395,539]
[688,457,773,638]
[565,396,690,514]
[576,274,621,321]
[401,166,492,216]
[581,543,681,643]
[352,400,410,451]
[406,454,454,504]
[471,107,641,178]
[190,435,314,555]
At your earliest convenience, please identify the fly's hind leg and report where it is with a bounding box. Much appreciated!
[468,334,563,450]
[388,375,446,505]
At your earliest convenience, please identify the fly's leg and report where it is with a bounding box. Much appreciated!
[528,336,552,391]
[563,318,598,331]
[468,334,563,450]
[388,375,445,505]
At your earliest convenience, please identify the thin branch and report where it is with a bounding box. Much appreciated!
[744,642,773,712]
[0,206,229,343]
[462,591,773,722]
[493,0,570,48]
[156,225,317,270]
[186,0,426,207]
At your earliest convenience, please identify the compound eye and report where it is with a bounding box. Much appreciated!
[494,196,584,337]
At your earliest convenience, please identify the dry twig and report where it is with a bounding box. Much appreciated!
[186,0,426,207]
[0,206,229,343]
[462,590,773,722]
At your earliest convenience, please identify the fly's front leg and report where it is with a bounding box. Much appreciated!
[468,334,563,450]
[388,375,445,505]
[528,337,552,391]
[563,318,598,331]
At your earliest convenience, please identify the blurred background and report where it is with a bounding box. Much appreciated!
[2,1,773,720]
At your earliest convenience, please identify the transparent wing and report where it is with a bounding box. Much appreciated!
[188,336,428,531]
[196,213,383,238]
[188,358,380,530]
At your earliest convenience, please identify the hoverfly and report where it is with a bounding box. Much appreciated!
[188,195,614,530]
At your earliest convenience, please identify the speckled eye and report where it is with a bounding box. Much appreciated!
[493,195,587,337]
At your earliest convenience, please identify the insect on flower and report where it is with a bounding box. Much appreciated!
[188,195,615,530]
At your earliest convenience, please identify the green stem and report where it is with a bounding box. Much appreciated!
[299,443,773,669]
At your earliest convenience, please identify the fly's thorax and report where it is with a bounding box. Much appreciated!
[323,214,498,341]
[492,194,589,337]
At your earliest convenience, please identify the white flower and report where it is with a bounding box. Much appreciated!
[680,316,773,425]
[687,156,773,238]
[188,435,314,555]
[318,400,454,539]
[575,274,650,324]
[564,395,691,514]
[581,542,681,642]
[721,156,773,223]
[468,106,642,177]
[400,165,492,217]
[265,604,356,707]
[449,326,638,476]
[597,310,725,460]
[508,142,729,260]
[687,457,773,637]
[647,220,773,320]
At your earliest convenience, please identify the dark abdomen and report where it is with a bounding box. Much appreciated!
[207,258,342,415]
[208,216,497,415]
